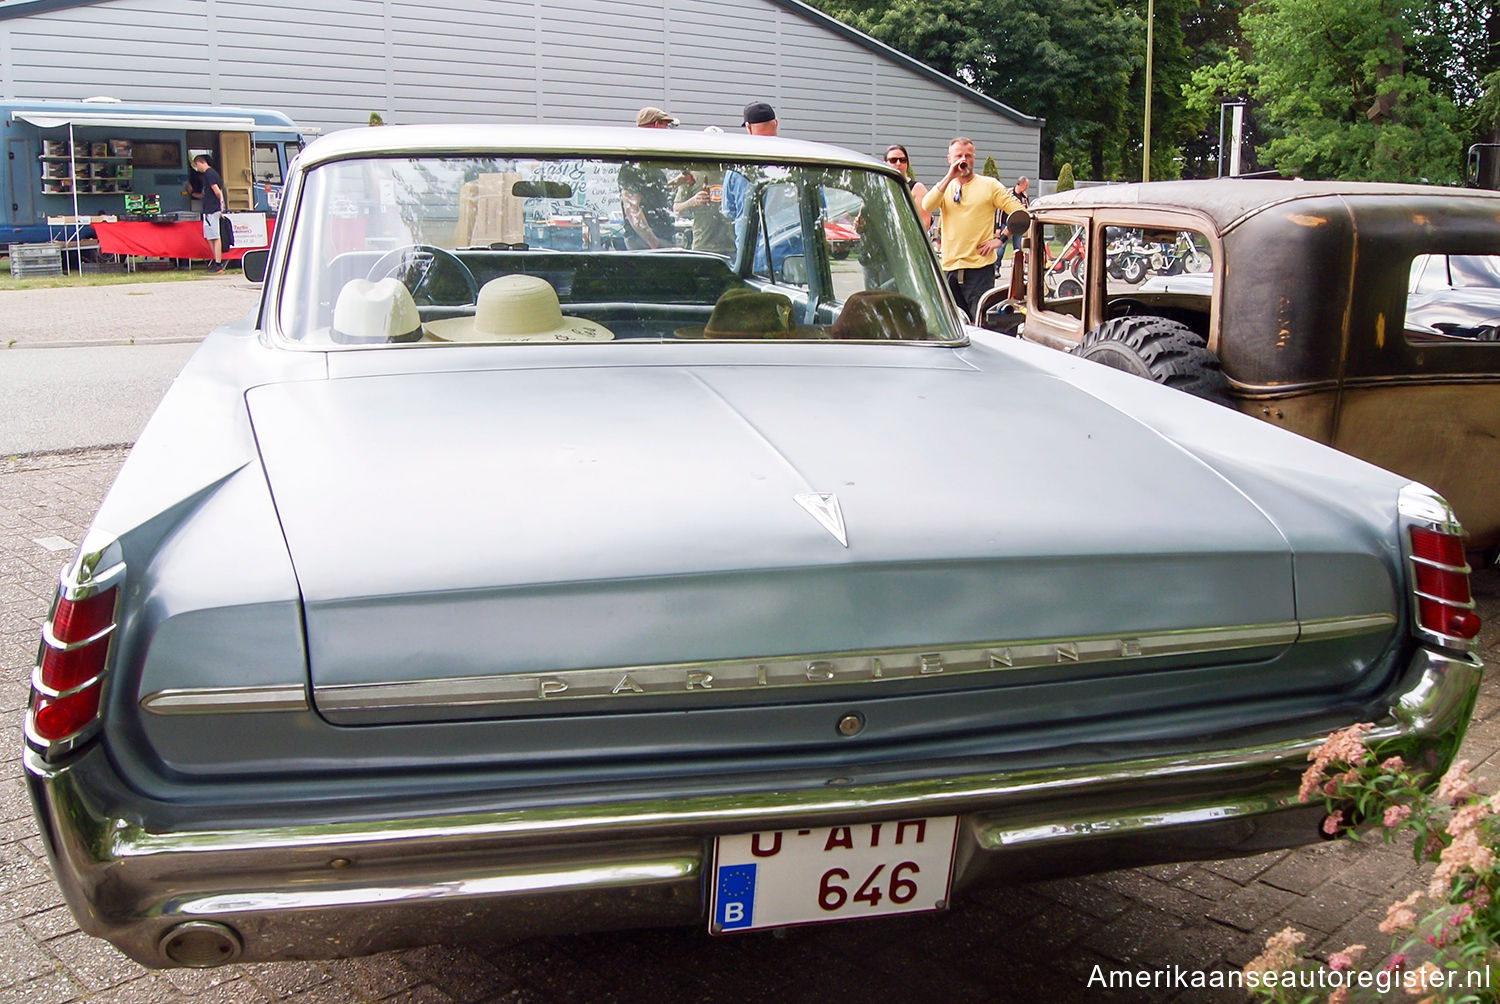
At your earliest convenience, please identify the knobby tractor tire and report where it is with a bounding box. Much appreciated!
[1075,315,1233,407]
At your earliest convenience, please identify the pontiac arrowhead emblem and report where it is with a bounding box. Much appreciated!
[794,492,848,547]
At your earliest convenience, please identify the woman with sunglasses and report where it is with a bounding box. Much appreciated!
[884,145,931,231]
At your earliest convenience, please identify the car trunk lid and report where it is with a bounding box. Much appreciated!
[246,353,1297,728]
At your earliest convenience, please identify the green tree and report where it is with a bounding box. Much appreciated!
[1187,0,1463,181]
[1055,162,1076,190]
[981,155,999,179]
[1173,0,1253,177]
[1113,0,1200,180]
[813,0,1138,178]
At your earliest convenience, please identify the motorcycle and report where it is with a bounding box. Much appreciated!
[1148,233,1212,277]
[1042,225,1086,298]
[1106,236,1152,285]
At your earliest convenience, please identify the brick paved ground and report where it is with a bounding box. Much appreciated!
[1,446,1496,1002]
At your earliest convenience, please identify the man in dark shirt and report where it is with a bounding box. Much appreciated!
[192,154,228,273]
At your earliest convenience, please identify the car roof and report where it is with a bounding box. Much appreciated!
[1032,178,1500,232]
[296,124,894,174]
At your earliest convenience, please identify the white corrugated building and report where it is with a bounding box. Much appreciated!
[0,0,1040,182]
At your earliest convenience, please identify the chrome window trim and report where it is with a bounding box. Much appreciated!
[141,613,1394,716]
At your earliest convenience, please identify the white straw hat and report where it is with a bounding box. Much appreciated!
[425,275,614,343]
[331,277,423,343]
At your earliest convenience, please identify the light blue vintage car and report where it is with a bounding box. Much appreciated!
[25,126,1483,968]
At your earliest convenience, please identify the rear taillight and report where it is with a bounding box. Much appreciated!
[1400,485,1480,652]
[27,556,123,759]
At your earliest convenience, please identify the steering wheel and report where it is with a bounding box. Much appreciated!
[365,244,478,306]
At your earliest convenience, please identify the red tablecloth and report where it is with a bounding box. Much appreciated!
[93,219,274,261]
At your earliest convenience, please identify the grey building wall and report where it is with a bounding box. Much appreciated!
[0,0,1041,183]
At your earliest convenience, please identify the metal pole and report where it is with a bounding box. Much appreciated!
[1143,0,1154,182]
[67,123,81,275]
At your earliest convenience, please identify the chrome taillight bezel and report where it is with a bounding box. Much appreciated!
[1398,483,1478,654]
[26,551,126,761]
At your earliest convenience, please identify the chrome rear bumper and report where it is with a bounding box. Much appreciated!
[26,648,1481,968]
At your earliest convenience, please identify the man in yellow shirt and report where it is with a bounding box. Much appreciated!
[921,138,1027,320]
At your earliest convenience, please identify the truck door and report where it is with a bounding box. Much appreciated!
[6,135,37,235]
[250,140,284,212]
[219,131,252,210]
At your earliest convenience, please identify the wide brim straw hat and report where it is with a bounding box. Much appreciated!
[426,275,614,343]
[331,277,424,344]
[676,287,821,339]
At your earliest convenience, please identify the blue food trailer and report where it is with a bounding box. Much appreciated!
[1,98,312,247]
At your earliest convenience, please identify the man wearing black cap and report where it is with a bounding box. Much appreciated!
[741,101,778,137]
[722,101,778,261]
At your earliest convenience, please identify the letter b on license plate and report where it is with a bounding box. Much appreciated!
[710,817,957,933]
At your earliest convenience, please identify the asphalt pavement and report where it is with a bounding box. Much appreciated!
[0,278,1496,1002]
[0,276,258,456]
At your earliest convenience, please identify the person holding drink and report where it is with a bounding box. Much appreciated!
[673,165,734,257]
[921,137,1027,319]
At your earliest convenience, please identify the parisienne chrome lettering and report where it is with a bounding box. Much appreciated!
[151,615,1395,716]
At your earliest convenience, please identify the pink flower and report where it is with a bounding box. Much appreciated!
[1382,952,1408,974]
[1327,944,1365,972]
[1429,829,1495,898]
[1380,892,1422,934]
[1328,989,1348,1004]
[1381,756,1407,774]
[1245,926,1306,977]
[1436,759,1479,804]
[1446,802,1490,839]
[1323,811,1345,836]
[1408,961,1443,996]
[1383,805,1412,828]
[1299,723,1374,802]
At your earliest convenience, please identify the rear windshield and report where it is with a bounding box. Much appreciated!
[276,154,958,346]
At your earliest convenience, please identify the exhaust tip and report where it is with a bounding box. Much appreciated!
[159,921,243,968]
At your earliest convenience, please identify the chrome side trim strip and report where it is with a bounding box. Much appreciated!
[140,613,1393,716]
[176,858,699,916]
[978,795,1294,849]
[1296,613,1396,641]
[140,686,310,716]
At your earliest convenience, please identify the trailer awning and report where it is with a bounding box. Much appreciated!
[13,111,308,134]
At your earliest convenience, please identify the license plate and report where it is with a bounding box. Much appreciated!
[709,816,958,933]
